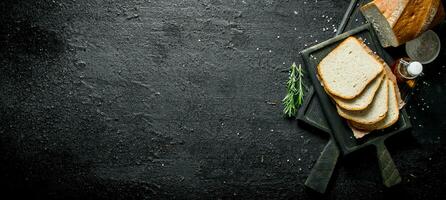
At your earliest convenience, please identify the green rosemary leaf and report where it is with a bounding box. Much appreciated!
[283,63,305,118]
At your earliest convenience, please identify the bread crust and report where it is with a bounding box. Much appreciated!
[374,0,409,27]
[317,37,384,99]
[419,0,441,33]
[429,1,445,30]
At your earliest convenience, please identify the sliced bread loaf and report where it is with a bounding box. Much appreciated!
[361,0,445,47]
[318,37,384,99]
[337,75,389,125]
[350,79,400,131]
[332,72,385,111]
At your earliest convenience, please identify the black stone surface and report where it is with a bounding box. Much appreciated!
[0,0,445,199]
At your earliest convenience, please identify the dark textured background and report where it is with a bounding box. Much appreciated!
[0,0,445,199]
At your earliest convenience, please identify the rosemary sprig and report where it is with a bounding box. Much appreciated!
[283,63,305,118]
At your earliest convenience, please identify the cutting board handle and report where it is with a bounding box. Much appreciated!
[376,141,401,187]
[305,139,340,193]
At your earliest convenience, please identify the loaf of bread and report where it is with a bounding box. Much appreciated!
[361,0,445,47]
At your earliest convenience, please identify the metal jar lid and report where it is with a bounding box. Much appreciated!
[405,30,441,64]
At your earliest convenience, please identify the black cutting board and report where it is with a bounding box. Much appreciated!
[301,1,413,191]
[301,24,411,152]
[297,0,396,134]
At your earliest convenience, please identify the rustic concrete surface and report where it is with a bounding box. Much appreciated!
[0,0,445,199]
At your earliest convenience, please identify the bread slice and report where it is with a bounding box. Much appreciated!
[373,79,400,129]
[332,72,385,111]
[350,79,400,131]
[318,37,384,99]
[337,76,389,125]
[361,0,445,47]
[383,62,404,108]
